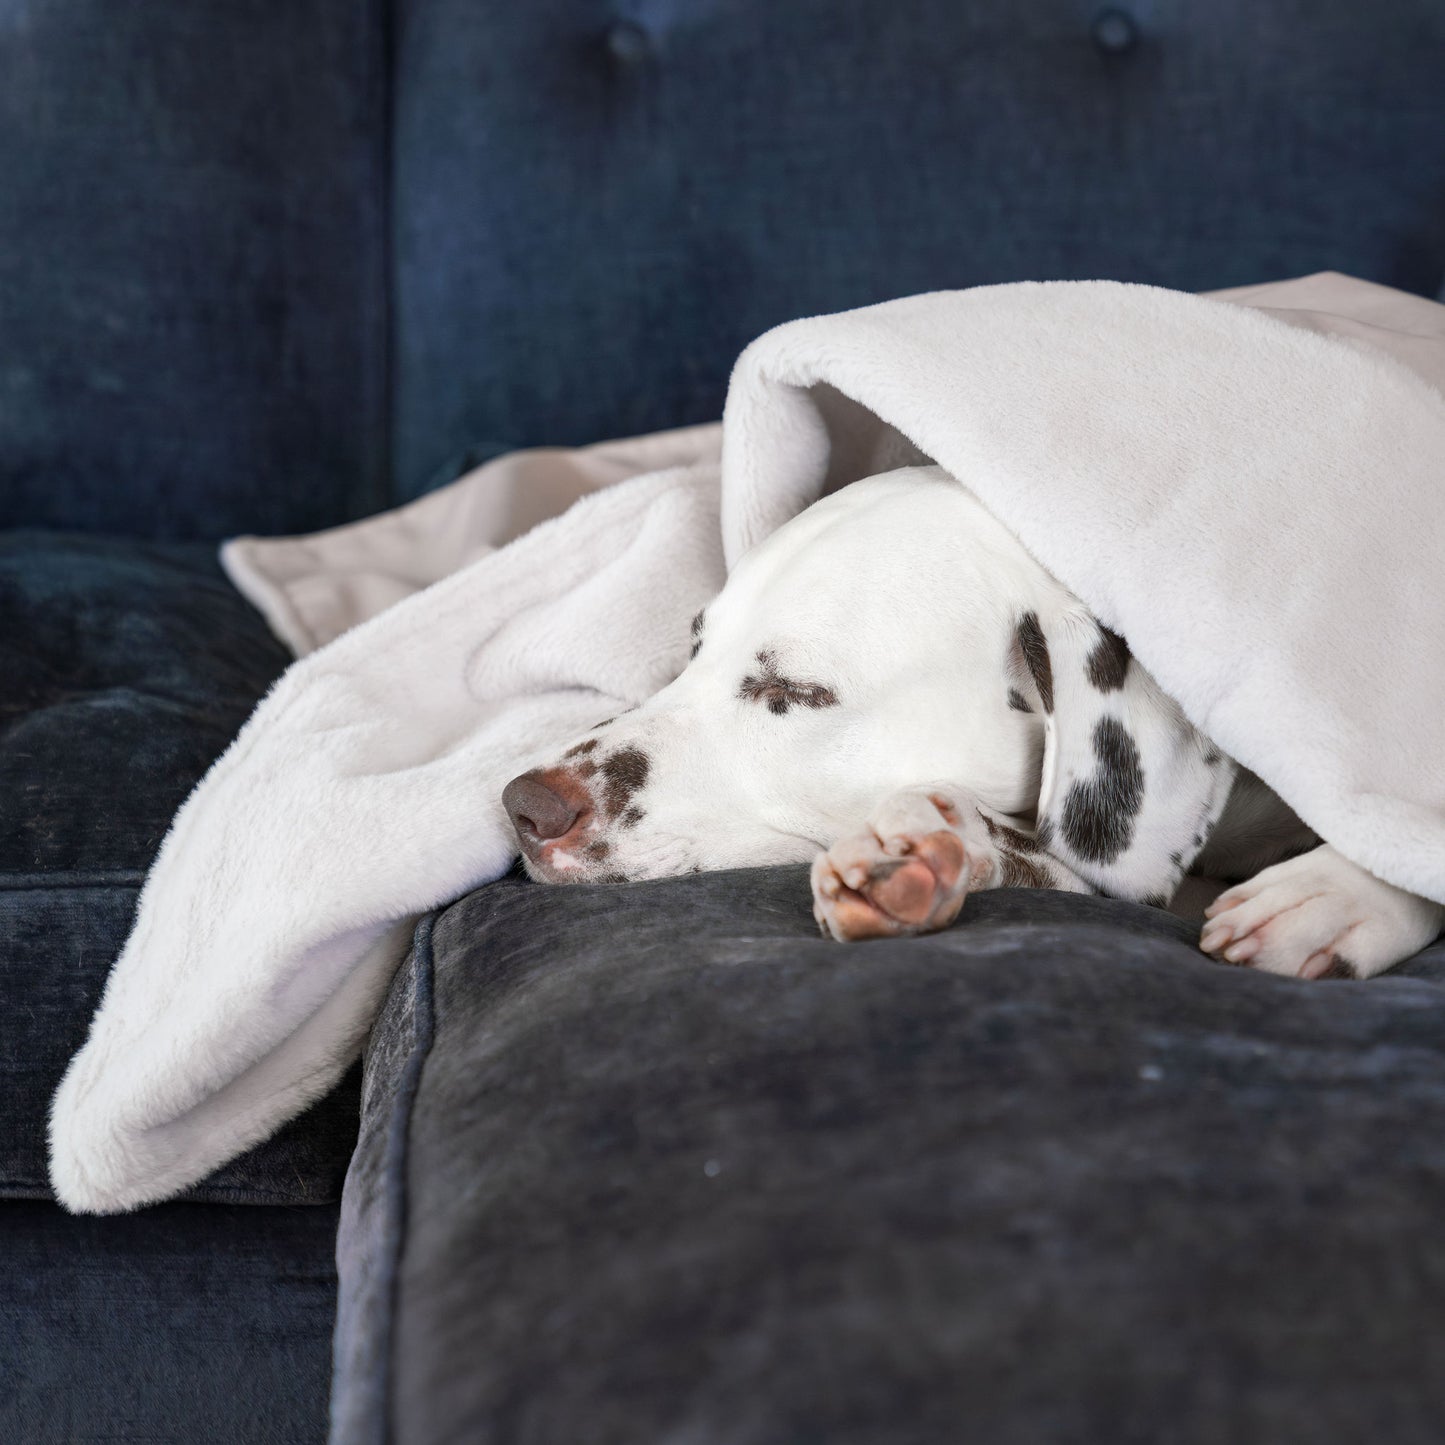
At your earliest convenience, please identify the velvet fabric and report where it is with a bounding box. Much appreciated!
[0,0,389,540]
[330,917,434,1445]
[1,532,294,876]
[336,869,1445,1444]
[0,1199,340,1445]
[5,1,1444,532]
[391,0,1445,495]
[0,532,360,1203]
[5,1,1445,1440]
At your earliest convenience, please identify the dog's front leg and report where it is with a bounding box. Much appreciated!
[812,785,1095,943]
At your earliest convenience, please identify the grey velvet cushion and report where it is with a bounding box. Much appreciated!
[333,866,1445,1445]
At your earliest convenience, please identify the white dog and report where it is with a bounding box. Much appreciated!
[503,468,1443,980]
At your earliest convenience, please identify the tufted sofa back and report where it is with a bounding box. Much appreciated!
[0,1,387,540]
[3,0,1444,539]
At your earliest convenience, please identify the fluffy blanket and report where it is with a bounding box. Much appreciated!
[49,273,1445,1213]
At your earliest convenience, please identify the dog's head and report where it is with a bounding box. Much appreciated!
[502,468,1050,883]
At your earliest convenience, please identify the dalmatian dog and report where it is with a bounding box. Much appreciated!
[502,467,1443,980]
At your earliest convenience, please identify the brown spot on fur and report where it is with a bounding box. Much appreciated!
[739,649,839,716]
[590,717,616,732]
[600,746,650,817]
[576,759,598,779]
[585,839,611,860]
[620,806,644,829]
[1015,613,1053,714]
[980,813,1044,854]
[1007,687,1032,713]
[1320,955,1359,980]
[1086,625,1131,691]
[565,737,599,758]
[1000,851,1051,889]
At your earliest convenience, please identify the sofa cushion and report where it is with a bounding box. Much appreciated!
[333,866,1445,1445]
[0,1199,340,1444]
[0,531,359,1203]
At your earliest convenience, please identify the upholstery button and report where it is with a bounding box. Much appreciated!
[1091,7,1139,54]
[606,21,650,64]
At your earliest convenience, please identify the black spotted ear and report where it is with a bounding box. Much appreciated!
[1027,608,1234,903]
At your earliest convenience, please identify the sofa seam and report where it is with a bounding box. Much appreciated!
[0,871,146,892]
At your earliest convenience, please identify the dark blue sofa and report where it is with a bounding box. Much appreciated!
[3,2,1444,1441]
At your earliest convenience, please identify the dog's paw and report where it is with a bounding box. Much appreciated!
[811,789,996,942]
[1198,847,1443,980]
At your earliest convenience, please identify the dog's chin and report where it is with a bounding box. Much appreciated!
[518,841,717,887]
[517,852,553,883]
[519,851,588,885]
[517,849,635,886]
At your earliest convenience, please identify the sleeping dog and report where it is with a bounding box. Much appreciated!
[502,467,1443,980]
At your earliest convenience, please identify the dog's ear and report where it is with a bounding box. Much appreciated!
[1023,607,1234,904]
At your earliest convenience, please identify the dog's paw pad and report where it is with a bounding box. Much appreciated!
[812,827,977,942]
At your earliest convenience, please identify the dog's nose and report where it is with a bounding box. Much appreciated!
[503,772,583,847]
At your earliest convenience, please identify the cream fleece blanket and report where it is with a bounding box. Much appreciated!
[49,273,1445,1213]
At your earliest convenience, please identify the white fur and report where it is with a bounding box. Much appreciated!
[48,274,1445,1213]
[515,474,1440,972]
[512,475,1070,885]
[513,471,1216,897]
[1200,848,1442,978]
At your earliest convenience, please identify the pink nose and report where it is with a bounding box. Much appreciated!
[502,771,587,852]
